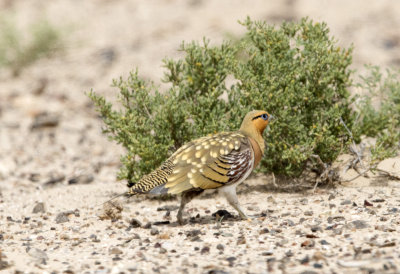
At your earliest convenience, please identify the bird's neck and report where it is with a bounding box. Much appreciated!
[239,126,265,154]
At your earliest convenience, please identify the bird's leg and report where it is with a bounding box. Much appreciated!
[177,189,203,225]
[219,185,249,220]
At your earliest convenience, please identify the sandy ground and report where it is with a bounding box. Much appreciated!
[0,0,400,273]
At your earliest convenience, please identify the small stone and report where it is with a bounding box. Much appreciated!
[31,112,60,129]
[311,226,322,233]
[32,202,45,214]
[328,193,335,200]
[55,212,69,224]
[26,248,48,264]
[300,198,308,205]
[68,174,94,185]
[129,218,142,228]
[43,175,65,187]
[143,222,152,229]
[300,255,310,264]
[267,196,276,204]
[259,228,269,234]
[364,200,373,207]
[320,240,330,245]
[340,200,351,205]
[372,198,385,203]
[226,256,236,266]
[313,263,323,269]
[301,240,315,248]
[285,250,294,257]
[109,247,123,255]
[348,220,369,229]
[237,236,246,245]
[157,205,179,211]
[282,219,295,226]
[216,244,224,251]
[262,251,273,256]
[380,216,388,222]
[201,246,210,254]
[304,211,313,216]
[186,229,202,241]
[150,228,159,235]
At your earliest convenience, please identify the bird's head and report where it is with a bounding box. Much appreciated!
[240,110,273,136]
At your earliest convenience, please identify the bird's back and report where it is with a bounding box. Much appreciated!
[127,131,256,196]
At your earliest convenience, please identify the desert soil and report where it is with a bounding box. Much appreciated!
[0,0,400,273]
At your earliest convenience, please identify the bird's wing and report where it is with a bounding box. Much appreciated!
[165,132,254,194]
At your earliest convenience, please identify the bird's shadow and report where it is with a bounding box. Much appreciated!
[150,210,266,227]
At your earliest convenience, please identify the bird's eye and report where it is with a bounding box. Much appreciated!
[261,114,268,120]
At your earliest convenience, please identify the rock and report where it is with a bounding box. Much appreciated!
[313,263,323,269]
[300,255,310,264]
[372,198,385,203]
[201,246,210,254]
[320,240,330,245]
[301,239,315,248]
[259,228,269,234]
[43,175,65,187]
[300,198,308,205]
[226,256,236,266]
[340,200,352,205]
[109,247,123,255]
[150,227,159,235]
[31,112,60,130]
[216,244,224,251]
[364,200,373,207]
[55,212,69,224]
[304,211,313,216]
[347,220,369,229]
[153,221,170,225]
[157,205,179,211]
[68,174,94,185]
[236,236,246,245]
[129,218,142,228]
[26,248,48,264]
[32,202,45,214]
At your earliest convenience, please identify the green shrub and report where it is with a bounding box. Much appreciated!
[354,66,400,163]
[89,17,355,186]
[0,17,62,76]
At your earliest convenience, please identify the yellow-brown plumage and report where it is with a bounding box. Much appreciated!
[128,110,272,224]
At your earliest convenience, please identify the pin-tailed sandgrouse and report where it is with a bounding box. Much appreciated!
[128,110,273,224]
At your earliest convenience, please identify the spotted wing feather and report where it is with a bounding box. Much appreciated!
[165,132,254,194]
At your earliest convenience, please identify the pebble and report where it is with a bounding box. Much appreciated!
[31,112,60,129]
[364,200,373,207]
[340,200,351,205]
[300,198,308,205]
[304,211,313,216]
[55,212,69,224]
[348,220,369,229]
[129,218,142,228]
[43,175,65,187]
[201,246,210,254]
[150,227,159,235]
[216,244,224,251]
[157,205,179,211]
[26,247,48,264]
[109,247,123,255]
[68,174,94,185]
[32,202,45,214]
[236,236,246,245]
